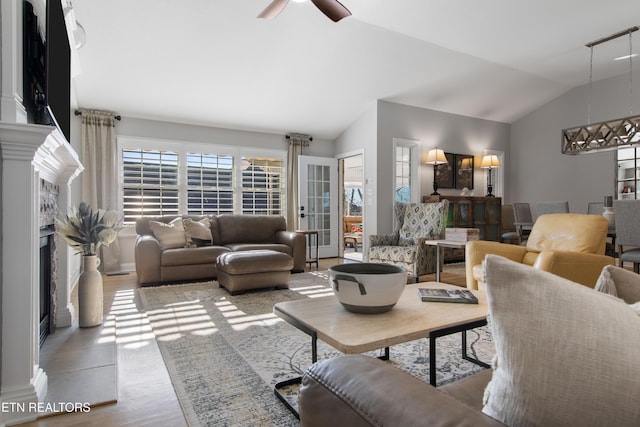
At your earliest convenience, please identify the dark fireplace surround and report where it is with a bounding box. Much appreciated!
[39,179,59,346]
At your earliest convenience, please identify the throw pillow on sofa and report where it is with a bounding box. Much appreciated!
[594,264,640,301]
[149,217,187,249]
[183,217,212,247]
[482,255,640,427]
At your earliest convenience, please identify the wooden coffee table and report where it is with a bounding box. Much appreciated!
[273,282,489,416]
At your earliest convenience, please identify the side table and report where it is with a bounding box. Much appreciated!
[424,240,468,282]
[296,229,319,270]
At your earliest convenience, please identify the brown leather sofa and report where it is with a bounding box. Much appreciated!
[135,214,306,285]
[299,256,640,426]
[300,356,502,426]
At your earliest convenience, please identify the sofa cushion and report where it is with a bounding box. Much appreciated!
[440,370,493,412]
[161,246,230,267]
[215,214,286,244]
[183,217,212,247]
[217,250,293,275]
[149,217,186,249]
[224,243,293,256]
[398,202,447,246]
[482,255,640,426]
[368,246,417,263]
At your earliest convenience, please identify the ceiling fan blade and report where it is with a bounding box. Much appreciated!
[310,0,351,22]
[258,0,289,20]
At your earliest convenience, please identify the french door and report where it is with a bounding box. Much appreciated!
[298,155,338,258]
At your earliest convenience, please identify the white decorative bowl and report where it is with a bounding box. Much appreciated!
[328,263,407,314]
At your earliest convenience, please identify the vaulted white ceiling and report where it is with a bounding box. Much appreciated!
[72,0,640,139]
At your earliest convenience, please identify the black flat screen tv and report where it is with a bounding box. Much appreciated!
[22,0,70,141]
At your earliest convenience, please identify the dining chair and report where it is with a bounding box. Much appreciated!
[512,203,533,243]
[587,202,604,215]
[531,200,570,222]
[501,204,521,245]
[613,199,640,273]
[588,201,617,257]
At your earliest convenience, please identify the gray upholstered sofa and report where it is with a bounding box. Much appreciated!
[135,214,306,285]
[299,256,640,426]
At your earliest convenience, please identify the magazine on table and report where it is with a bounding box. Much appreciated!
[418,287,478,304]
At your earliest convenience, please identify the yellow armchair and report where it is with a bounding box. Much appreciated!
[465,213,614,290]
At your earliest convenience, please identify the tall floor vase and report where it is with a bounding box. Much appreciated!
[79,255,103,328]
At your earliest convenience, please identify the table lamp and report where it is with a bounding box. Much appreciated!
[480,154,500,197]
[425,148,448,195]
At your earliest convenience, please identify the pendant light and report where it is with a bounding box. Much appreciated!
[561,26,640,154]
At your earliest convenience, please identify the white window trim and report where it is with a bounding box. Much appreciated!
[392,138,420,203]
[117,135,287,220]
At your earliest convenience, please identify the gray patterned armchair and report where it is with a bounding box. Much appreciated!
[367,201,449,281]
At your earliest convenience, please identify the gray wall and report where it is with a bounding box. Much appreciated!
[115,116,336,156]
[335,103,378,239]
[510,70,640,213]
[376,100,511,234]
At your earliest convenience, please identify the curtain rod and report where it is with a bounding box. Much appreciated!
[74,110,121,121]
[286,133,313,142]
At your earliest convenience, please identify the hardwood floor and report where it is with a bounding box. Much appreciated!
[19,258,356,427]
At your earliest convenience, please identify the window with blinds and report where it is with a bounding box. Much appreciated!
[187,152,234,215]
[241,157,284,215]
[122,148,179,222]
[119,139,287,224]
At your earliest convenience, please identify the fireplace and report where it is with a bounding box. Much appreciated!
[0,123,83,425]
[39,180,60,347]
[39,226,55,347]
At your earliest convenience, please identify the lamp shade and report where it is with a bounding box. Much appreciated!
[480,154,500,169]
[459,158,473,170]
[426,148,448,165]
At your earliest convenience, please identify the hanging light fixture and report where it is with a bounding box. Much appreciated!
[562,26,640,154]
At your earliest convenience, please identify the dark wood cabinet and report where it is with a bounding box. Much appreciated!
[423,195,502,241]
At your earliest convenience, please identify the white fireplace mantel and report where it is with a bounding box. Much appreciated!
[0,122,83,426]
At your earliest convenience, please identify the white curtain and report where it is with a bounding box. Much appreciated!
[80,109,121,274]
[286,133,311,231]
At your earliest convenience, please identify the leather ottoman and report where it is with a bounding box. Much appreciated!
[216,250,294,295]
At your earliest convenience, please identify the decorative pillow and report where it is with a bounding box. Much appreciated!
[192,237,213,247]
[351,223,363,233]
[398,201,448,246]
[594,264,619,297]
[183,217,212,248]
[482,255,640,426]
[595,264,640,304]
[149,218,186,250]
[209,215,221,244]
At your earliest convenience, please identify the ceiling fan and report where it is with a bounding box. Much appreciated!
[258,0,351,23]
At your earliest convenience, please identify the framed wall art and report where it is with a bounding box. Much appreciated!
[435,152,455,189]
[454,154,474,189]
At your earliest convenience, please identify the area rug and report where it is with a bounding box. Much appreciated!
[138,271,494,426]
